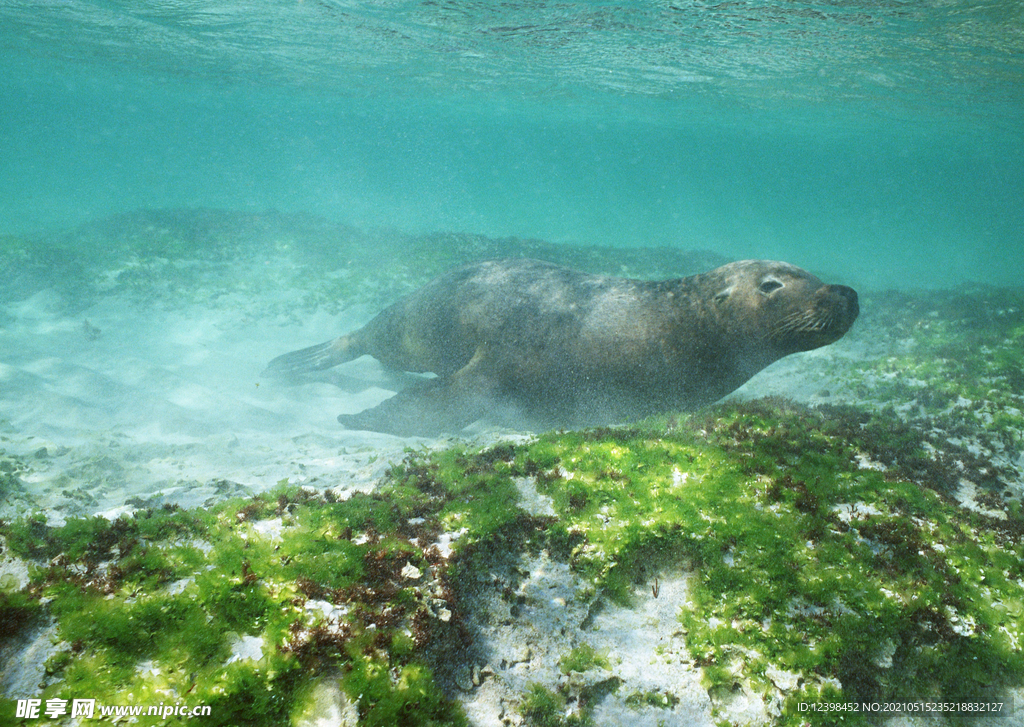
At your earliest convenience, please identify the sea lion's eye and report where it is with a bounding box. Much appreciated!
[759,279,783,295]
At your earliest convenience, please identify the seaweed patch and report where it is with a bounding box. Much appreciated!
[4,401,1021,725]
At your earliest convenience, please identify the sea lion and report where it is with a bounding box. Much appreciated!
[264,258,858,436]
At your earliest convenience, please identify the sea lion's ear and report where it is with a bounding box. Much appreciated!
[714,286,733,303]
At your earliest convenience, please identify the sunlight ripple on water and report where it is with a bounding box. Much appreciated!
[2,0,1022,115]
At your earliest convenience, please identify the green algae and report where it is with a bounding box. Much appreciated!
[521,682,579,727]
[399,401,1023,724]
[0,455,28,500]
[1,486,471,726]
[522,403,1023,723]
[2,401,1023,726]
[520,677,617,727]
[0,589,39,636]
[559,644,610,675]
[623,688,679,710]
[845,286,1024,466]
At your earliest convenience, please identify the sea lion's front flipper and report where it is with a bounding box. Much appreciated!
[338,347,494,436]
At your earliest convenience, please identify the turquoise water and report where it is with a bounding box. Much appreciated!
[1,0,1022,288]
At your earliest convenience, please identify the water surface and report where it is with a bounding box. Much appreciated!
[1,0,1022,288]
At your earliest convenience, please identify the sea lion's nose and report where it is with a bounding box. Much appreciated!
[815,284,859,329]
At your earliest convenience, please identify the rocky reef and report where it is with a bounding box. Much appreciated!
[3,395,1023,725]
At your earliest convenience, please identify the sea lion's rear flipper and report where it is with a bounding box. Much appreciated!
[263,336,359,377]
[337,347,493,436]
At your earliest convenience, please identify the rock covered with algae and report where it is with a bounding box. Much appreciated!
[2,399,1023,726]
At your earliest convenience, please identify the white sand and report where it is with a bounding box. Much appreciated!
[0,286,439,523]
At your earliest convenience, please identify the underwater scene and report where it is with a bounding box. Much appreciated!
[1,2,1023,726]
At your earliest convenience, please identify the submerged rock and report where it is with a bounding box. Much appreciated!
[2,400,1022,725]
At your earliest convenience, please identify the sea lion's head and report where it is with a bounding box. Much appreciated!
[710,260,859,357]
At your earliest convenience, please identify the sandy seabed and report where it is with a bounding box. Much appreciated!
[0,283,418,523]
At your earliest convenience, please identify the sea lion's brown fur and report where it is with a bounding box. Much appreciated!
[265,258,858,435]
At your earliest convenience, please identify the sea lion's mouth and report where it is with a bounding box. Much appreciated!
[770,284,859,350]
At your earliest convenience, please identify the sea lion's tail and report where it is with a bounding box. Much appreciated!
[262,336,358,377]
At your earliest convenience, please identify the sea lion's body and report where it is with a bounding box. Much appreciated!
[265,258,858,436]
